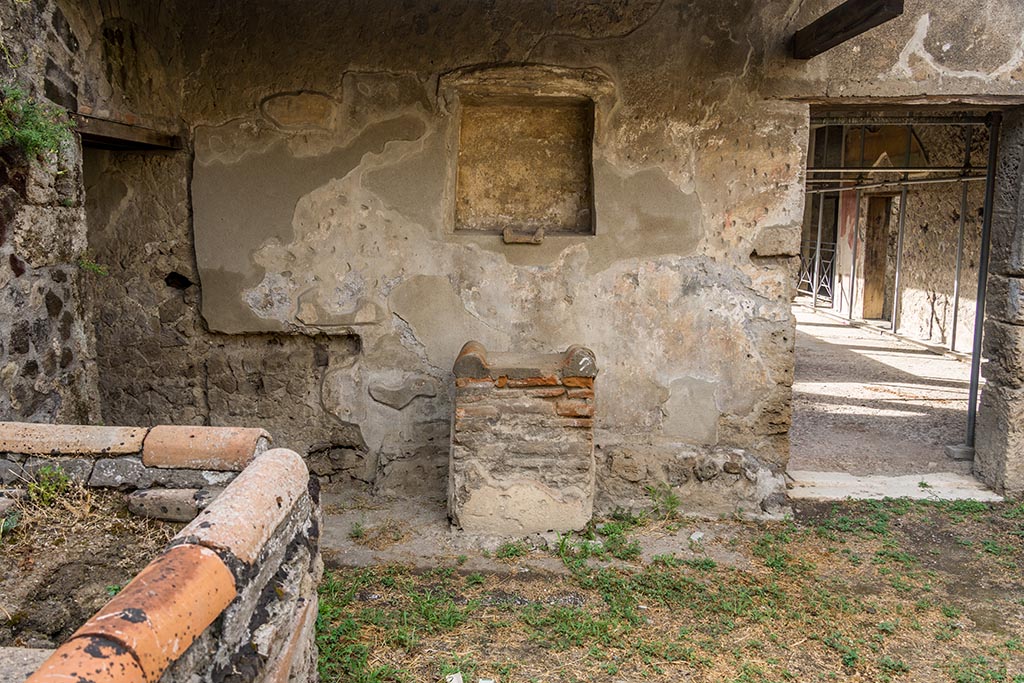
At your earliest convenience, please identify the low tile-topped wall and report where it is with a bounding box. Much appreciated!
[0,423,271,521]
[449,341,598,534]
[1,423,321,683]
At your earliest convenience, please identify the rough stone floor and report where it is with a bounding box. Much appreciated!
[789,303,975,478]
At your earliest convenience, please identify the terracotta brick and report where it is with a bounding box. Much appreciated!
[555,399,595,418]
[505,375,560,387]
[566,388,594,399]
[455,377,493,389]
[72,543,235,682]
[25,634,146,683]
[525,387,566,398]
[174,448,308,564]
[562,377,593,388]
[0,422,147,456]
[142,425,271,471]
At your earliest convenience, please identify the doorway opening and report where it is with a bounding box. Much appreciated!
[789,108,1003,501]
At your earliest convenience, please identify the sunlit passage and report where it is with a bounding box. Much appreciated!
[790,304,973,477]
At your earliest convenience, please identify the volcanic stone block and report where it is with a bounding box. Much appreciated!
[448,341,597,534]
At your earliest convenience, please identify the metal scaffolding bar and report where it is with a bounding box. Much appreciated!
[811,114,990,126]
[808,166,969,173]
[805,174,985,194]
[812,126,830,309]
[966,113,1002,448]
[950,125,974,353]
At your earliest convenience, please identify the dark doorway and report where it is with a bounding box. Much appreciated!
[862,195,892,320]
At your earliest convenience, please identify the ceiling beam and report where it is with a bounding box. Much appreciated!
[73,114,182,151]
[792,0,904,60]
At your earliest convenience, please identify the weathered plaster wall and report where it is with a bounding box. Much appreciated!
[7,0,1024,514]
[178,0,808,517]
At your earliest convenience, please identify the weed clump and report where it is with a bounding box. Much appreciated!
[0,85,74,158]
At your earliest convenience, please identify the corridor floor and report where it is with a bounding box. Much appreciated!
[789,304,975,477]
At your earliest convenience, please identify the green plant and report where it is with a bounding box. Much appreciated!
[465,572,485,587]
[349,522,365,540]
[0,85,74,157]
[496,541,527,559]
[27,465,71,507]
[645,483,681,519]
[105,584,122,597]
[78,257,109,276]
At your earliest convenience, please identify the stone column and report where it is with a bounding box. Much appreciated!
[976,109,1024,500]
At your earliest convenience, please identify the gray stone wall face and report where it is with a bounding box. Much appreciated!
[977,109,1024,499]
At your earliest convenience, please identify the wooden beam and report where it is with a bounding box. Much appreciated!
[72,114,182,150]
[792,0,904,60]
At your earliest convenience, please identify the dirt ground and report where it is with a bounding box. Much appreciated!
[790,304,975,477]
[318,495,1024,683]
[0,483,178,648]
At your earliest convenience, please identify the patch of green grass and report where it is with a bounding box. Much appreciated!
[465,572,485,587]
[348,522,365,540]
[496,540,528,559]
[948,656,1013,683]
[78,257,109,277]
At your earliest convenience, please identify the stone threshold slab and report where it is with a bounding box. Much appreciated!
[787,470,1004,502]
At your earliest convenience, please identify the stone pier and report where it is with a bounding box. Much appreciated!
[448,342,597,534]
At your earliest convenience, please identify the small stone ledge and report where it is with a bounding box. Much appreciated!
[25,441,321,683]
[453,340,598,380]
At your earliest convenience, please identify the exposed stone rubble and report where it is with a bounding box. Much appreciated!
[449,342,598,534]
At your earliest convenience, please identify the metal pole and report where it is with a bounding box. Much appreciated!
[812,126,830,308]
[966,113,1002,448]
[892,187,908,333]
[951,125,974,353]
[805,175,986,192]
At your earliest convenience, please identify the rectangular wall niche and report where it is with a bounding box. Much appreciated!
[455,97,595,236]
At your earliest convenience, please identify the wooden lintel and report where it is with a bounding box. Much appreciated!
[72,113,182,150]
[792,0,904,60]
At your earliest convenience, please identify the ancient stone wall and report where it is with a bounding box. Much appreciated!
[5,0,1024,516]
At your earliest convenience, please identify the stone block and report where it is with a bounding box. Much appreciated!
[975,384,1024,500]
[986,275,1024,325]
[0,459,26,485]
[982,320,1024,389]
[23,456,94,483]
[449,342,597,534]
[0,422,147,456]
[128,488,204,522]
[89,457,155,490]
